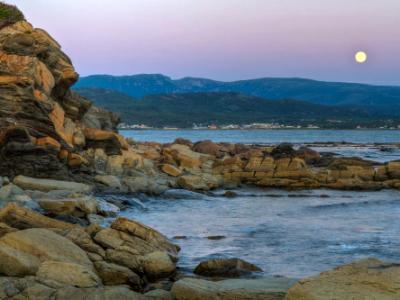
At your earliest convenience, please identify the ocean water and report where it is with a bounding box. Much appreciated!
[122,188,400,278]
[118,129,400,279]
[121,129,400,162]
[121,129,400,144]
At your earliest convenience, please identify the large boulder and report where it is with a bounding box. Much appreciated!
[111,217,179,255]
[285,258,400,300]
[94,261,142,288]
[194,258,262,278]
[142,251,176,280]
[36,261,101,288]
[172,277,296,300]
[0,228,93,268]
[192,140,222,157]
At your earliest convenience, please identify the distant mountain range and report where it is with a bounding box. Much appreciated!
[75,74,400,115]
[74,74,400,128]
[76,88,398,128]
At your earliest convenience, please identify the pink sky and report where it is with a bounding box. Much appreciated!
[7,0,400,85]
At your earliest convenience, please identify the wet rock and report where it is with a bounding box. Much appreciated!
[172,277,296,300]
[271,143,296,159]
[194,258,262,278]
[173,236,187,240]
[295,146,321,164]
[223,190,237,198]
[285,258,400,300]
[206,235,226,240]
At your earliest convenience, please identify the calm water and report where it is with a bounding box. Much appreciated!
[122,129,400,144]
[122,189,400,278]
[118,130,400,278]
[121,129,400,162]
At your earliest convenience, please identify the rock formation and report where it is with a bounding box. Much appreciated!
[0,5,119,181]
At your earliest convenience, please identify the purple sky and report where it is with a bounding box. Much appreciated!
[7,0,400,85]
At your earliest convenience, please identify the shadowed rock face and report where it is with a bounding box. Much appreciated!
[0,20,119,180]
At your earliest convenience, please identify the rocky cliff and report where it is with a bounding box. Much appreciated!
[0,5,120,181]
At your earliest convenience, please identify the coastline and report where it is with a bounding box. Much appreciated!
[0,12,399,299]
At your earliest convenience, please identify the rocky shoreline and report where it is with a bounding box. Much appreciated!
[0,4,400,299]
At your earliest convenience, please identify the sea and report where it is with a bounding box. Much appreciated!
[118,129,400,279]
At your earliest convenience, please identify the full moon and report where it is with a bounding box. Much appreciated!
[355,51,367,63]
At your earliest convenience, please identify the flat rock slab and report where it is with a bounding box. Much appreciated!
[14,175,92,193]
[284,258,400,300]
[172,277,297,300]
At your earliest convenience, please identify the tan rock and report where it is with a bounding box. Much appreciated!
[54,285,144,300]
[51,227,105,258]
[142,251,176,280]
[172,277,296,300]
[36,136,61,151]
[0,228,93,267]
[161,164,182,177]
[178,175,209,191]
[194,258,262,278]
[13,175,92,193]
[145,289,174,300]
[106,155,125,176]
[68,153,89,167]
[111,217,179,255]
[49,102,71,147]
[38,196,98,217]
[0,242,40,276]
[285,258,400,300]
[37,261,100,288]
[95,175,122,189]
[94,261,141,287]
[0,203,75,230]
[168,144,210,170]
[105,248,143,272]
[387,161,400,179]
[0,222,17,238]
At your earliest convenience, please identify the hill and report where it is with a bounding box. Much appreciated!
[74,74,400,114]
[76,89,397,128]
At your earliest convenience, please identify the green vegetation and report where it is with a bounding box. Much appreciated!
[0,2,24,29]
[76,88,400,129]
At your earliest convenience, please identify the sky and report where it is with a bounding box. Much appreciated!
[7,0,400,85]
